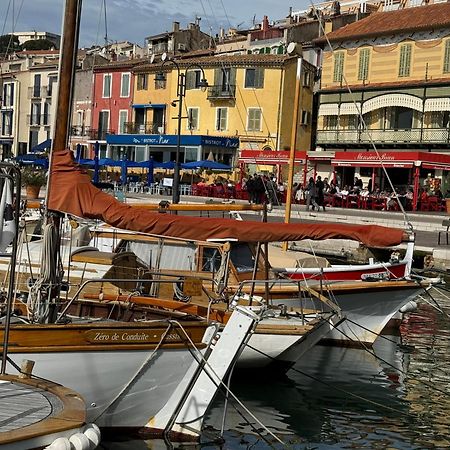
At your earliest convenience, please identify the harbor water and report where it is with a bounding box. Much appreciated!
[99,286,450,449]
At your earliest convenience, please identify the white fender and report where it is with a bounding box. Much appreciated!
[69,432,91,450]
[44,423,100,449]
[0,177,15,252]
[44,437,71,449]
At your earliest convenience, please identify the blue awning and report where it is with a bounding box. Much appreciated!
[132,104,152,109]
[132,103,166,109]
[31,139,52,153]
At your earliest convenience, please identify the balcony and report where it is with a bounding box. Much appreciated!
[70,125,92,137]
[207,85,236,100]
[28,86,49,99]
[124,122,164,134]
[88,128,115,141]
[316,128,450,146]
[41,114,51,126]
[27,114,41,126]
[149,43,168,55]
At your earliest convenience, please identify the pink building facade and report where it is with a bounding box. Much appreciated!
[90,61,137,158]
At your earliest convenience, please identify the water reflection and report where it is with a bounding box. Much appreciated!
[100,290,450,449]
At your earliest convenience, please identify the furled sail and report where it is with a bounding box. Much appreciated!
[47,150,406,247]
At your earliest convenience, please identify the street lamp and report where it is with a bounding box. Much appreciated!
[155,60,208,204]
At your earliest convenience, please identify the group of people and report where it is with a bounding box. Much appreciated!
[244,175,285,205]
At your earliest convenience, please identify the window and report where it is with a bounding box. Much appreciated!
[2,83,14,107]
[103,74,112,97]
[186,70,203,90]
[302,70,311,88]
[187,108,199,130]
[398,44,412,77]
[430,111,450,128]
[137,73,148,90]
[120,73,130,97]
[300,110,309,126]
[247,108,262,131]
[324,116,338,129]
[244,68,264,88]
[333,52,344,83]
[33,74,41,97]
[98,110,110,137]
[118,110,128,134]
[390,107,413,129]
[358,48,370,81]
[43,103,50,125]
[30,103,40,125]
[216,107,228,131]
[155,74,166,90]
[444,40,450,73]
[184,147,197,163]
[1,111,12,135]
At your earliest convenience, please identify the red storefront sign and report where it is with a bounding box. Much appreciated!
[239,150,306,165]
[333,151,450,170]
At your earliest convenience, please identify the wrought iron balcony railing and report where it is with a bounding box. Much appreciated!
[316,127,450,145]
[88,128,115,140]
[70,125,92,137]
[124,122,164,134]
[207,84,236,100]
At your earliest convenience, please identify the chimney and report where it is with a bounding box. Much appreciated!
[262,15,269,32]
[172,21,180,32]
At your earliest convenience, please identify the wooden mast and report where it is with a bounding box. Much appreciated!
[40,0,82,323]
[282,57,303,251]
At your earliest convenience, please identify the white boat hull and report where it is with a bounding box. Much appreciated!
[6,348,200,428]
[272,285,421,345]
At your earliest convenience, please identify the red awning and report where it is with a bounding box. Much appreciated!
[239,150,306,165]
[332,151,450,170]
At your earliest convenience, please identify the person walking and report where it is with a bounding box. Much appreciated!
[305,177,319,211]
[316,175,325,211]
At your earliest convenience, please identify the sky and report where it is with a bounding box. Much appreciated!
[0,0,310,48]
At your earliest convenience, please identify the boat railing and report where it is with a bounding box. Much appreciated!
[231,278,342,318]
[56,272,226,323]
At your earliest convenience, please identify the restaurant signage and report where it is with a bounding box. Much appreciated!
[239,150,306,164]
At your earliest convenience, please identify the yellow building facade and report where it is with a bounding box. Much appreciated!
[131,54,315,163]
[315,2,450,191]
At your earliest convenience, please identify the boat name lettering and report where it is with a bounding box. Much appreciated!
[356,153,395,161]
[86,330,181,343]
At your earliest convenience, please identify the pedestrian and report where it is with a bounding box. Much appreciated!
[316,175,325,211]
[305,177,319,211]
[246,175,255,203]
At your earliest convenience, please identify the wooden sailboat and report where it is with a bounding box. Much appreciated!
[0,0,262,440]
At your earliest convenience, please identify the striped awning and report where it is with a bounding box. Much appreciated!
[318,103,339,116]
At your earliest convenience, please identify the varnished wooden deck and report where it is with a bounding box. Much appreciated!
[0,374,85,447]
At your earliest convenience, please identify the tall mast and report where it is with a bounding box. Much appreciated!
[49,0,82,161]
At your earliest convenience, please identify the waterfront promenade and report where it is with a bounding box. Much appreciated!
[124,191,450,271]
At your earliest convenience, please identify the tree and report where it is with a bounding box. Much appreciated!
[21,39,55,51]
[0,34,20,56]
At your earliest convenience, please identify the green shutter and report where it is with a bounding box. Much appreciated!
[229,68,236,87]
[255,67,264,88]
[333,52,344,83]
[185,71,196,90]
[214,68,221,86]
[399,44,412,77]
[443,40,450,73]
[358,48,370,81]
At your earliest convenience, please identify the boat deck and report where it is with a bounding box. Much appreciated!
[0,374,86,448]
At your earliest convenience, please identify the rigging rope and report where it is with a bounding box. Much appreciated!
[26,222,59,322]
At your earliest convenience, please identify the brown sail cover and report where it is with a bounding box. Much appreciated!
[47,150,406,247]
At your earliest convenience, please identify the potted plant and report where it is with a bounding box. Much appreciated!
[21,166,47,199]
